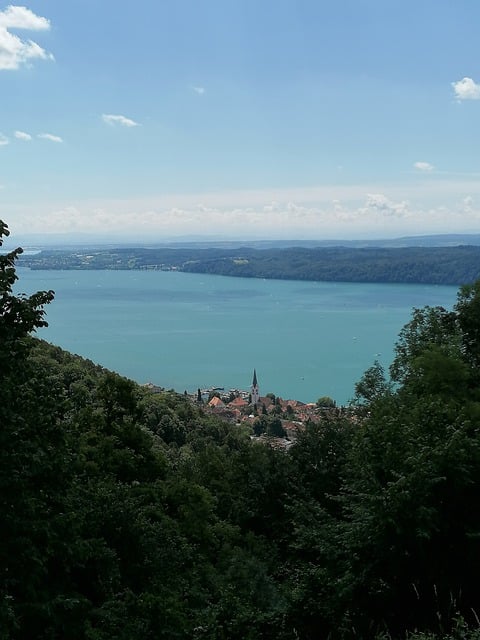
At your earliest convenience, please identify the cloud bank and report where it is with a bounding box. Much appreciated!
[7,187,480,240]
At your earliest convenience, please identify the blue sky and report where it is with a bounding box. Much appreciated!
[1,1,480,240]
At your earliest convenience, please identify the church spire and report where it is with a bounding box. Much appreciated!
[251,369,259,406]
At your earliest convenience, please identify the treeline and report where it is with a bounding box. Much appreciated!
[4,219,480,638]
[20,244,480,285]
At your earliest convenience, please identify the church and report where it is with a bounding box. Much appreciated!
[251,369,259,406]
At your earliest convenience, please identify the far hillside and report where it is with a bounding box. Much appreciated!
[20,244,480,285]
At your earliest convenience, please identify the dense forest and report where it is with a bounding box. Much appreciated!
[20,244,480,285]
[3,218,480,639]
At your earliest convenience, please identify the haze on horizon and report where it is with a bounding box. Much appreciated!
[1,1,480,241]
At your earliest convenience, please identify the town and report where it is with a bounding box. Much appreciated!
[166,370,345,449]
[144,369,344,449]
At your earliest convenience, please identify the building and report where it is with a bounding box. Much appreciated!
[251,369,260,406]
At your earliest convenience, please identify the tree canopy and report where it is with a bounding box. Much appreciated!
[3,218,480,639]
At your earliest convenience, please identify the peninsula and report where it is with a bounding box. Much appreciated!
[19,244,480,285]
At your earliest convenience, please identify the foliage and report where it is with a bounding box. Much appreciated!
[316,395,336,408]
[5,218,480,638]
[253,415,286,438]
[353,359,392,405]
[20,244,480,286]
[0,220,54,369]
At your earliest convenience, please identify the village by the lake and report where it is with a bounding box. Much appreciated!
[145,369,348,449]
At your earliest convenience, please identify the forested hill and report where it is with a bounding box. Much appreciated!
[20,244,480,285]
[6,214,480,639]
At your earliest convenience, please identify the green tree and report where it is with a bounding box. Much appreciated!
[0,221,65,637]
[283,283,480,638]
[332,284,480,637]
[390,305,458,385]
[316,396,336,408]
[266,417,286,438]
[0,221,54,371]
[455,281,480,373]
[352,359,391,405]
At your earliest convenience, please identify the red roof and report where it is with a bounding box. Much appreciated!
[208,396,225,408]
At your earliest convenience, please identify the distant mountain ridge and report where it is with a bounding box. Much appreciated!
[5,232,480,251]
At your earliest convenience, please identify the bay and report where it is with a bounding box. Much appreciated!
[16,268,458,405]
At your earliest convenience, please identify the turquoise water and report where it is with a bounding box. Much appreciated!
[16,269,458,404]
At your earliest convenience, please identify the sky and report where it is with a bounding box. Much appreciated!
[1,0,480,241]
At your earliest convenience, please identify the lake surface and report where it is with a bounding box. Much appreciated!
[16,269,458,404]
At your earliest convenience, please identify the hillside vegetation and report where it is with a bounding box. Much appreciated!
[20,244,480,285]
[3,219,480,639]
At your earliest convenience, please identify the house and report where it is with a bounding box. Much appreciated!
[228,396,248,408]
[208,396,225,408]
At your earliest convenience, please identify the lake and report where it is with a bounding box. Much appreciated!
[16,268,458,405]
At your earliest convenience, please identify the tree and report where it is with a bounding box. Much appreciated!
[455,281,480,373]
[332,283,480,637]
[282,283,480,638]
[316,396,336,408]
[352,360,391,405]
[0,220,54,372]
[390,305,458,385]
[266,417,286,438]
[0,221,64,637]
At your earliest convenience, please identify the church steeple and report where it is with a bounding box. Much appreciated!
[251,369,259,406]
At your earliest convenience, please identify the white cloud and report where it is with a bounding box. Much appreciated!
[0,133,9,146]
[10,194,416,238]
[7,179,480,240]
[14,129,31,141]
[0,5,50,30]
[452,77,480,101]
[102,114,139,127]
[192,86,205,95]
[38,133,63,143]
[0,5,53,71]
[360,193,409,218]
[414,161,434,172]
[462,196,474,214]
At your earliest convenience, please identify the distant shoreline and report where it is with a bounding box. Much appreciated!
[19,244,480,286]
